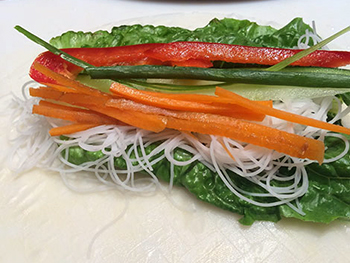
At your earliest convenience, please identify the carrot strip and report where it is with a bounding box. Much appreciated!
[106,97,260,124]
[215,86,350,135]
[119,85,272,107]
[89,105,167,133]
[49,123,99,136]
[42,83,80,93]
[30,87,167,132]
[103,96,324,163]
[30,86,64,100]
[30,87,110,107]
[33,101,118,125]
[32,62,108,98]
[38,100,83,111]
[109,82,267,121]
[106,97,265,121]
[165,116,325,164]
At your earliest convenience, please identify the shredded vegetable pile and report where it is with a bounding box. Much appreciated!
[8,17,350,224]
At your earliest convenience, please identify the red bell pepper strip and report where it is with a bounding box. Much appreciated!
[30,43,163,84]
[30,44,213,84]
[145,41,350,68]
[29,41,350,84]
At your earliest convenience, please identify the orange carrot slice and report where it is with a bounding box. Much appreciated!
[33,100,118,125]
[38,100,83,111]
[30,87,167,133]
[165,116,325,164]
[89,104,167,133]
[42,83,80,93]
[30,87,110,107]
[30,86,65,101]
[49,123,99,136]
[105,97,324,163]
[117,84,272,107]
[109,82,267,121]
[33,62,108,98]
[107,97,263,120]
[215,86,350,135]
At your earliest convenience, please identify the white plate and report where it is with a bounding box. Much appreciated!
[1,9,350,263]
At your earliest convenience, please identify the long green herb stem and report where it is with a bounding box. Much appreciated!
[14,25,93,69]
[266,26,350,71]
[85,65,350,89]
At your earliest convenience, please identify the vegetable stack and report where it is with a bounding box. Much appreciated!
[13,17,350,224]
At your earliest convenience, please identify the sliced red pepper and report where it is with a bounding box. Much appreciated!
[145,42,350,68]
[30,44,212,84]
[30,52,81,84]
[30,41,350,84]
[29,43,164,84]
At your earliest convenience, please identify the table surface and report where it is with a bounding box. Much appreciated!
[1,1,350,262]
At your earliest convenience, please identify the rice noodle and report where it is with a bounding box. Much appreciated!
[296,23,326,49]
[6,80,350,216]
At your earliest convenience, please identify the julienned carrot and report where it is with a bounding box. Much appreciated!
[30,86,65,101]
[106,98,265,121]
[32,62,108,98]
[30,87,110,107]
[30,87,167,133]
[165,116,325,164]
[49,123,99,136]
[88,104,167,133]
[104,97,324,163]
[42,83,80,93]
[110,83,273,107]
[32,84,324,162]
[215,86,350,135]
[106,98,251,125]
[106,97,264,124]
[105,98,263,127]
[109,82,267,121]
[34,100,119,125]
[38,100,83,111]
[31,86,325,162]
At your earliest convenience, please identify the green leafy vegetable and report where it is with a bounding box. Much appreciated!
[49,17,313,49]
[281,136,350,222]
[338,93,350,106]
[61,136,350,225]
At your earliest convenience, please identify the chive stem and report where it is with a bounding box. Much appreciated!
[266,26,350,72]
[14,25,93,69]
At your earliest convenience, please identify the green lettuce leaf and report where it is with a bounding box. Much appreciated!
[62,135,350,225]
[280,136,350,222]
[50,17,313,49]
